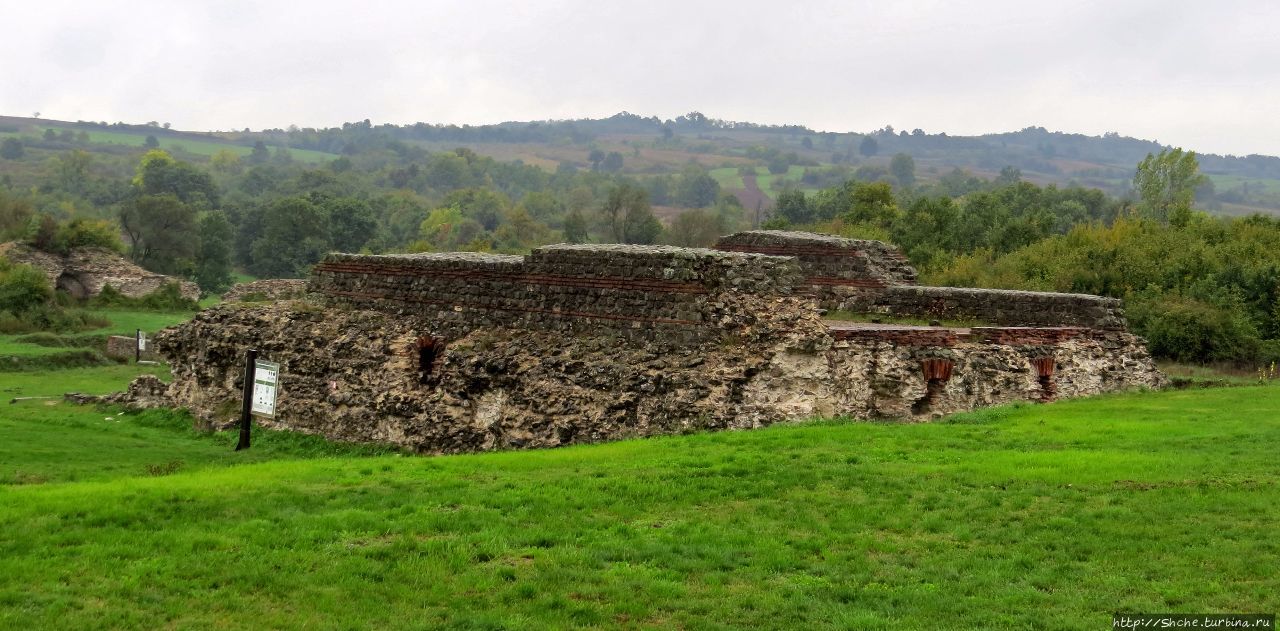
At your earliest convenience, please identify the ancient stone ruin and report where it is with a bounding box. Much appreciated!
[0,241,200,301]
[151,231,1164,453]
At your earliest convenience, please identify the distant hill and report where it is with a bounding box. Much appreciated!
[4,112,1279,214]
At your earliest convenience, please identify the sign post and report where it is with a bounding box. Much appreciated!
[135,329,144,362]
[236,351,280,451]
[235,349,256,451]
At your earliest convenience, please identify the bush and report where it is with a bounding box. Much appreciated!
[89,282,198,312]
[1128,293,1261,364]
[55,218,125,254]
[0,261,52,314]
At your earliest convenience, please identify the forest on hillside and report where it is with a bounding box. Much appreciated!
[1,115,1279,367]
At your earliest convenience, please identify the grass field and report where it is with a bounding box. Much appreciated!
[0,309,192,371]
[1,360,1277,629]
[1,125,337,163]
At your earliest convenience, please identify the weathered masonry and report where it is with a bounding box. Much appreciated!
[153,231,1164,453]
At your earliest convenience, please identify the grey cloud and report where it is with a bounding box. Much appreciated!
[2,0,1277,155]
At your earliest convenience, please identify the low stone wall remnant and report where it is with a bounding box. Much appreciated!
[0,242,200,301]
[222,279,308,302]
[838,285,1128,330]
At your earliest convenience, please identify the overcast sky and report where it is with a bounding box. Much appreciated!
[4,0,1278,156]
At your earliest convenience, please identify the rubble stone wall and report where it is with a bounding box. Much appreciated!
[105,335,159,361]
[309,245,804,343]
[222,279,308,302]
[838,285,1128,330]
[152,302,1163,453]
[715,230,918,291]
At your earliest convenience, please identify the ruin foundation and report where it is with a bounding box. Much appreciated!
[151,231,1164,453]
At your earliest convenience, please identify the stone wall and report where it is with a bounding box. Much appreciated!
[814,326,1163,419]
[149,302,1163,453]
[0,242,200,301]
[715,230,918,291]
[712,231,1128,331]
[222,279,308,302]
[105,335,160,361]
[128,234,1163,454]
[153,296,830,452]
[309,244,804,343]
[837,285,1128,330]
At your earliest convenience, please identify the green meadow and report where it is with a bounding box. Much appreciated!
[2,349,1276,629]
[1,125,336,163]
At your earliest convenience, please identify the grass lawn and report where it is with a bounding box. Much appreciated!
[80,308,195,336]
[0,309,194,371]
[1,372,1277,629]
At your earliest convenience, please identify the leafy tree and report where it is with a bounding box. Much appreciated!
[859,136,879,157]
[601,151,625,173]
[0,138,23,160]
[248,141,270,164]
[889,153,915,188]
[774,188,812,225]
[675,168,720,208]
[194,211,234,293]
[0,189,34,240]
[325,197,376,252]
[519,191,562,221]
[132,150,219,208]
[53,150,93,194]
[118,194,198,273]
[443,188,508,231]
[1134,148,1204,226]
[562,209,588,243]
[666,209,721,247]
[587,149,605,171]
[42,129,57,142]
[249,196,329,277]
[995,166,1022,185]
[210,149,242,174]
[602,183,660,244]
[143,135,160,149]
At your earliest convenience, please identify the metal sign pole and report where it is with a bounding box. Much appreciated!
[236,348,257,451]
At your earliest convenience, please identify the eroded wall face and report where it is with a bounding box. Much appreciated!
[154,300,830,452]
[155,302,1163,453]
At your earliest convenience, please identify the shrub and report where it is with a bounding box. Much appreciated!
[1128,293,1261,364]
[0,261,53,314]
[90,282,198,312]
[55,218,125,254]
